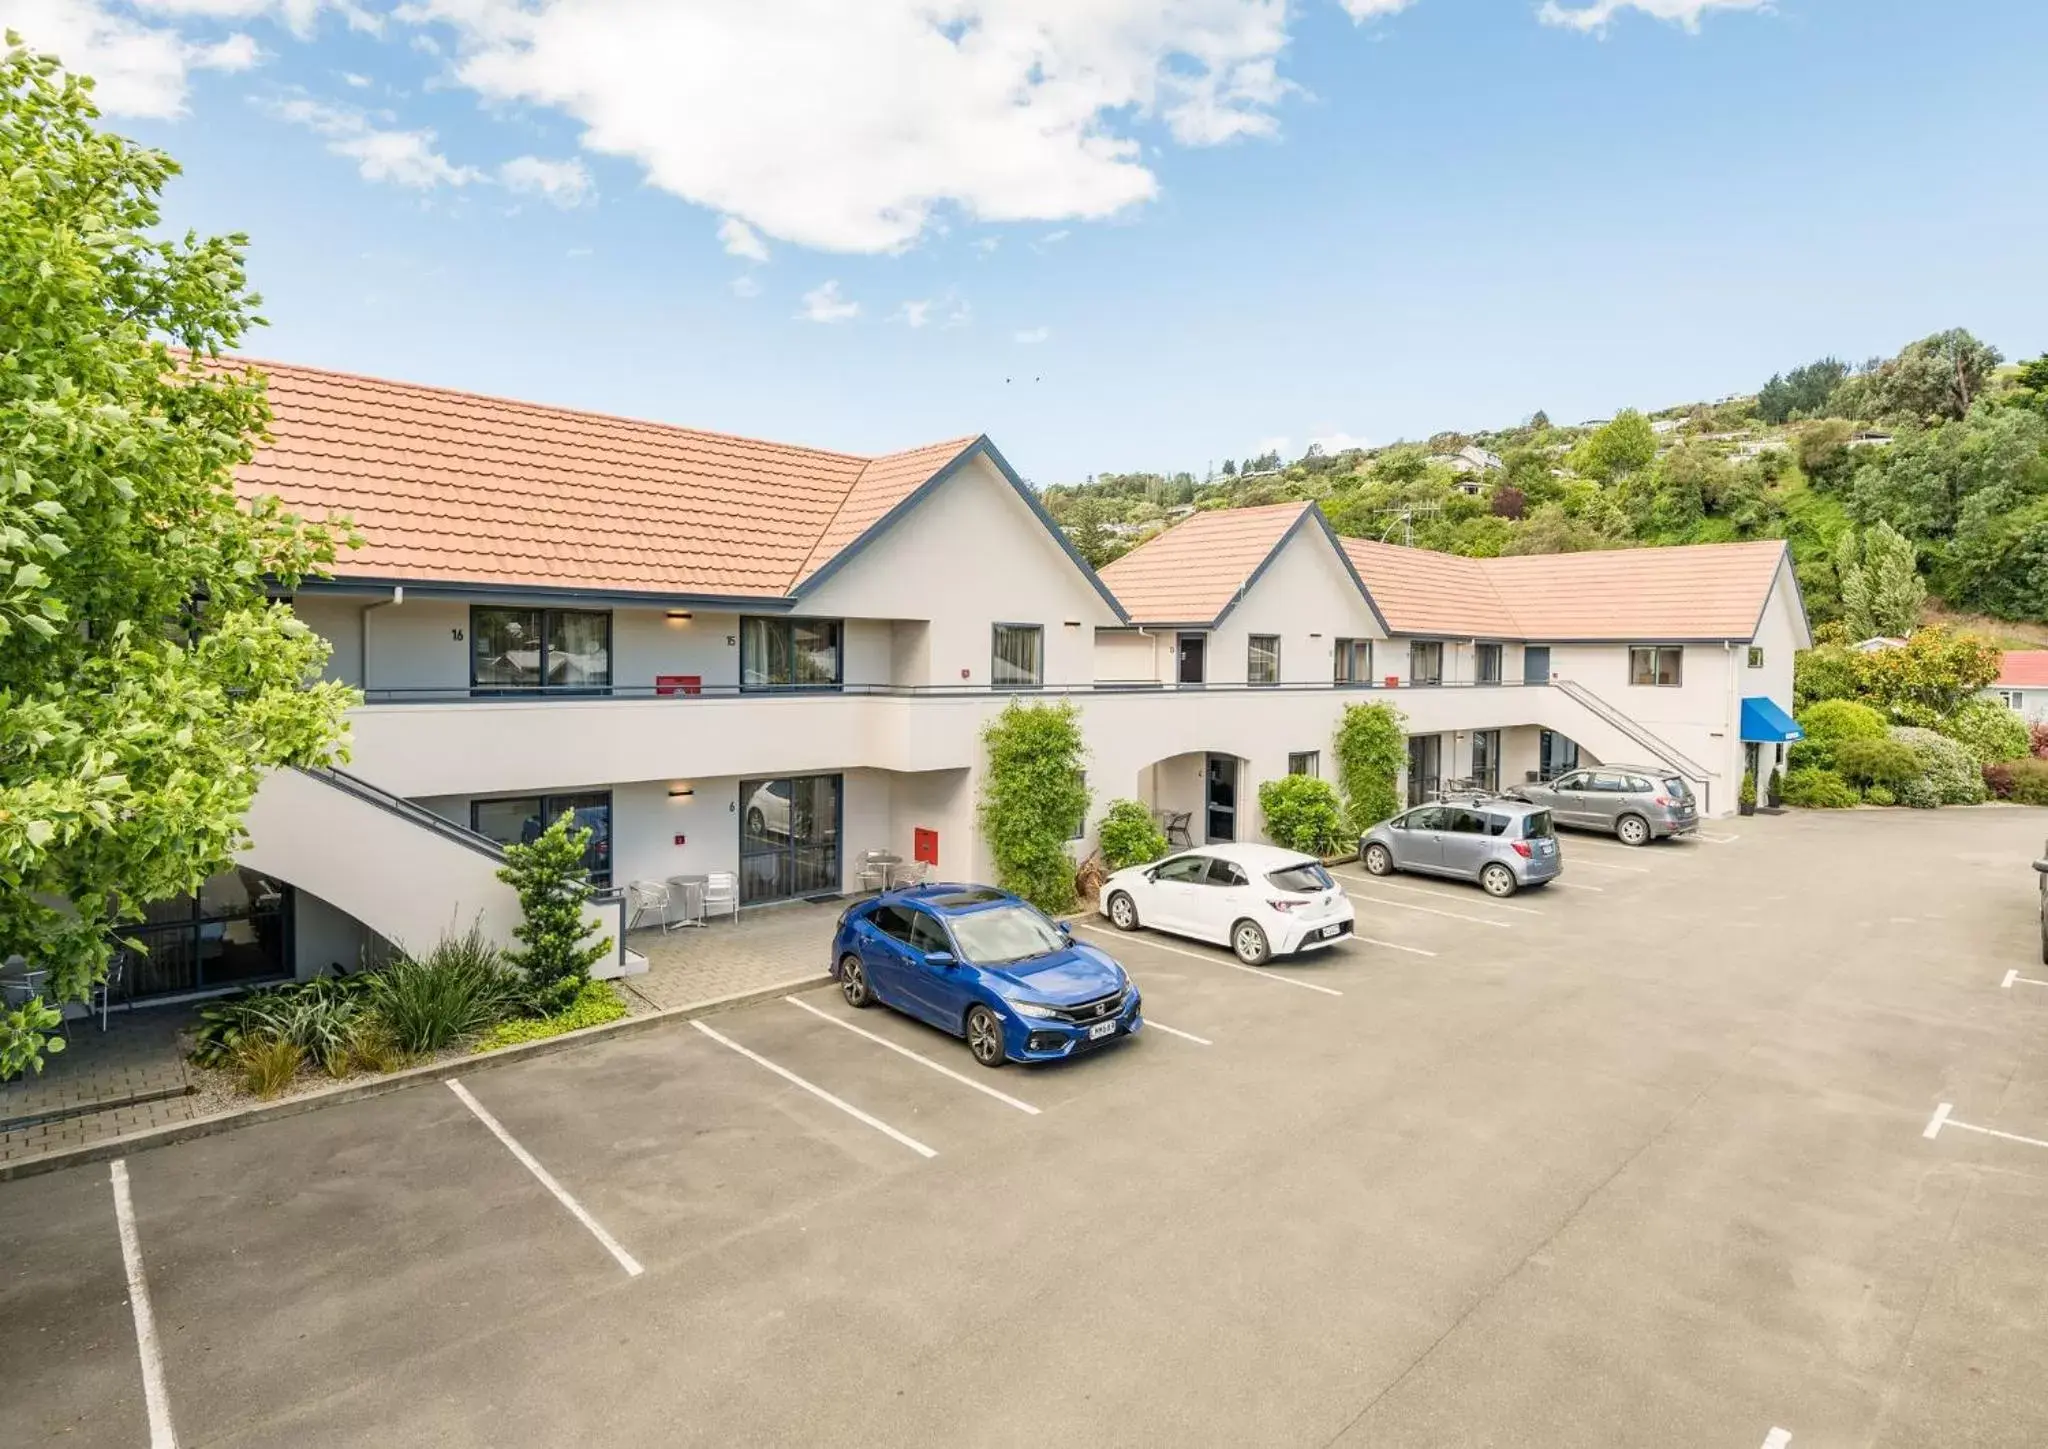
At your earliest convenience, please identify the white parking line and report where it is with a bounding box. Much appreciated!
[447,1080,645,1276]
[1337,874,1542,917]
[1145,1019,1214,1046]
[783,996,1041,1114]
[1355,934,1439,958]
[690,1019,939,1157]
[110,1161,178,1449]
[1762,1429,1791,1449]
[1923,1101,2048,1151]
[1344,891,1512,929]
[1076,925,1343,997]
[1550,880,1605,893]
[2001,969,2048,989]
[1694,832,1740,844]
[1558,854,1650,874]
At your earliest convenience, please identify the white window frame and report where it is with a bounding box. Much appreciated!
[1628,645,1683,688]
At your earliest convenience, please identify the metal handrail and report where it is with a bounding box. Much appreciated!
[354,678,1554,704]
[1550,679,1713,783]
[296,766,507,860]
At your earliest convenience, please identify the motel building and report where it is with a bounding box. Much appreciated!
[134,360,1811,1004]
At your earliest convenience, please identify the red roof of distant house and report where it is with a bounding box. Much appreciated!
[1997,651,2048,688]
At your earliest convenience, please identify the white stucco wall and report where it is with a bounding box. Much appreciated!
[800,453,1118,688]
[1204,524,1385,688]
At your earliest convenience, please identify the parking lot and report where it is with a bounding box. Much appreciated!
[6,808,2048,1447]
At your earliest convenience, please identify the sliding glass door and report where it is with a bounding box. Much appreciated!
[738,774,843,904]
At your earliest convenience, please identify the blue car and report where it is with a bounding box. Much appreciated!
[830,884,1141,1068]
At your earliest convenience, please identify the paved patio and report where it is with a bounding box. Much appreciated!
[620,899,838,1011]
[0,1006,200,1165]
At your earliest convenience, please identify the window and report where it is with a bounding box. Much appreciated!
[870,904,916,943]
[1475,643,1502,684]
[1747,645,1765,669]
[2000,690,2025,710]
[908,910,955,956]
[741,617,843,691]
[1471,729,1501,792]
[1288,751,1319,777]
[1205,858,1250,887]
[1409,640,1443,686]
[1401,806,1450,831]
[472,792,612,886]
[471,607,612,693]
[1446,809,1489,834]
[1553,771,1589,791]
[947,905,1063,964]
[1266,862,1334,893]
[1589,772,1633,793]
[1248,635,1281,687]
[1153,854,1211,884]
[1334,638,1374,686]
[1628,645,1683,687]
[992,624,1044,690]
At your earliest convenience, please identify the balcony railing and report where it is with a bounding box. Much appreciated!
[355,678,1551,704]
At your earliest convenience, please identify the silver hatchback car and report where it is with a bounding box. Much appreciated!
[1358,801,1563,897]
[1509,765,1697,846]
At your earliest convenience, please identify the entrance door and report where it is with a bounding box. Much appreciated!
[1177,633,1207,686]
[1406,735,1441,805]
[1523,646,1551,685]
[1205,754,1237,842]
[738,774,843,904]
[1472,729,1501,793]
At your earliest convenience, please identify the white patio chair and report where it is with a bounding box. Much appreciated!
[701,871,739,923]
[625,879,676,933]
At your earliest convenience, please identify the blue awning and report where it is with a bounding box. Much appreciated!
[1741,696,1803,743]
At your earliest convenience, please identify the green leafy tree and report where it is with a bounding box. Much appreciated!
[1063,495,1119,567]
[1334,702,1406,833]
[1568,410,1656,483]
[1937,696,2030,766]
[1256,776,1346,857]
[1854,628,2002,726]
[1834,521,1926,639]
[497,813,613,1015]
[979,700,1090,913]
[1795,419,1858,491]
[0,39,357,1077]
[1758,358,1851,424]
[2005,354,2048,418]
[1096,798,1167,871]
[1859,328,2003,425]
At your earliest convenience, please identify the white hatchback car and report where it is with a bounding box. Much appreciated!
[1098,842,1355,965]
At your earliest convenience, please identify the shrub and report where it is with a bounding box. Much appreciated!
[237,1038,304,1098]
[1986,757,2048,806]
[1097,798,1168,870]
[1865,784,1898,806]
[1766,769,1784,808]
[499,814,614,1015]
[1334,701,1407,833]
[2033,721,2048,760]
[1780,767,1859,809]
[979,700,1091,914]
[346,1018,405,1075]
[475,981,628,1051]
[367,929,524,1054]
[1257,775,1347,856]
[1793,644,1861,709]
[190,974,369,1075]
[1739,771,1756,809]
[1890,726,1988,807]
[1791,699,1887,770]
[1938,697,2030,766]
[1832,736,1921,789]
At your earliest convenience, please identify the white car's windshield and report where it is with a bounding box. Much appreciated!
[946,905,1064,965]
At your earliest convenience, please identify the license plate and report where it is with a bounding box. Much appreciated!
[1088,1020,1117,1041]
[1537,840,1555,854]
[1320,923,1344,939]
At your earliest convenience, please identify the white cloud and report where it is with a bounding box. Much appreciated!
[565,245,593,257]
[797,279,858,323]
[1,0,261,119]
[1042,229,1070,244]
[1537,0,1768,32]
[897,299,932,328]
[499,154,594,205]
[718,216,770,262]
[1338,0,1418,18]
[131,0,384,42]
[1309,430,1372,453]
[973,236,1002,256]
[1249,436,1291,461]
[1014,326,1050,344]
[340,69,371,86]
[397,0,1308,253]
[942,294,973,328]
[269,95,483,188]
[730,273,762,298]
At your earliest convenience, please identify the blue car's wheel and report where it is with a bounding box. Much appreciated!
[839,954,875,1009]
[965,1005,1007,1069]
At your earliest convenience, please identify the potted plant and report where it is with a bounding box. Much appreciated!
[1764,768,1784,813]
[1738,771,1757,816]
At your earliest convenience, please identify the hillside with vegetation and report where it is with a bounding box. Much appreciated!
[1043,328,2048,634]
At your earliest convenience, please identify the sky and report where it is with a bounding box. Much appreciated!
[6,0,2047,485]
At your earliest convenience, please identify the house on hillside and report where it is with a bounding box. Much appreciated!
[1987,652,2048,724]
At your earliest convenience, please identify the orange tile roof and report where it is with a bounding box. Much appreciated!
[1998,651,2048,688]
[1478,540,1791,640]
[230,357,978,598]
[1339,538,1516,638]
[1096,502,1313,624]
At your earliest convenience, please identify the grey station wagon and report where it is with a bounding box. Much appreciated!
[1359,801,1562,897]
[1509,766,1697,846]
